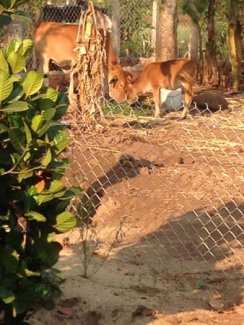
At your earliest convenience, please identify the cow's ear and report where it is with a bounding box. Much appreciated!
[109,76,118,87]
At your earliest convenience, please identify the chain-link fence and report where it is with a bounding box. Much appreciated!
[28,0,243,280]
[3,0,244,316]
[63,91,244,273]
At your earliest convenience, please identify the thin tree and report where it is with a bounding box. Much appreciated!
[156,0,177,61]
[204,0,218,85]
[111,0,121,57]
[225,0,243,90]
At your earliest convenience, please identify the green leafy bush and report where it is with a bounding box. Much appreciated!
[120,0,153,57]
[0,39,80,324]
[0,0,32,27]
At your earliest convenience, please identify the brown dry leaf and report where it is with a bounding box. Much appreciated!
[57,306,74,317]
[132,305,155,318]
[56,298,80,317]
[209,292,224,311]
[59,298,80,308]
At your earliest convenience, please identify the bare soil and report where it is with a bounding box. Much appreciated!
[31,95,244,325]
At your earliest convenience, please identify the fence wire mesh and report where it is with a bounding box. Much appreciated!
[62,94,243,281]
[4,0,243,304]
[23,0,243,282]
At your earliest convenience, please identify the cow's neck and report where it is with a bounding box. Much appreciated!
[132,72,150,95]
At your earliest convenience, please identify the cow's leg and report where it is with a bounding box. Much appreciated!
[153,87,161,118]
[38,54,50,75]
[38,55,50,87]
[181,81,193,119]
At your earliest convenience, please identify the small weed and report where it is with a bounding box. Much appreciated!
[197,280,208,290]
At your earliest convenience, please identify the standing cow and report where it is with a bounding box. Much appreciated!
[33,21,129,102]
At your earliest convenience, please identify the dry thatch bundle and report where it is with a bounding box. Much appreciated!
[69,1,110,123]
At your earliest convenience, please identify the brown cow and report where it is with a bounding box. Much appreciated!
[33,21,128,101]
[120,58,197,118]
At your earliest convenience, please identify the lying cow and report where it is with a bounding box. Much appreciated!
[116,58,197,118]
[33,21,128,101]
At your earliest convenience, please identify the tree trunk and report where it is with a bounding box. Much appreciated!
[111,0,121,58]
[227,0,243,90]
[203,0,218,85]
[227,23,240,90]
[151,0,158,58]
[156,0,177,61]
[239,2,244,89]
[189,21,199,62]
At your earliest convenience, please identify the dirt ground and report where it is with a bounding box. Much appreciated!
[31,94,244,324]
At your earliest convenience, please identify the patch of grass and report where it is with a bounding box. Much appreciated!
[104,99,153,117]
[197,280,208,290]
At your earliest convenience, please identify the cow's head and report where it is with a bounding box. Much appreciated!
[126,88,138,104]
[108,65,132,102]
[124,73,139,104]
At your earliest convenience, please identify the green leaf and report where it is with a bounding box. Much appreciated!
[24,120,32,144]
[18,38,33,56]
[33,240,62,267]
[47,180,65,193]
[0,70,13,101]
[53,130,70,155]
[38,87,59,108]
[17,169,33,182]
[38,98,55,110]
[0,15,11,27]
[5,83,24,102]
[0,5,4,15]
[45,87,58,102]
[31,114,44,132]
[0,123,8,133]
[24,268,40,277]
[22,71,43,97]
[59,187,82,200]
[6,229,23,250]
[1,245,19,274]
[34,180,66,204]
[47,232,56,242]
[9,74,21,82]
[5,39,18,57]
[23,150,31,162]
[7,51,26,73]
[12,10,32,25]
[43,107,56,121]
[9,128,25,153]
[41,148,52,166]
[0,287,15,304]
[1,100,29,113]
[37,120,52,138]
[0,48,9,73]
[25,211,46,222]
[37,108,56,137]
[53,211,77,233]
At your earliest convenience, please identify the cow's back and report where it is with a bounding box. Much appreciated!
[34,21,119,73]
[33,21,129,101]
[34,22,79,70]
